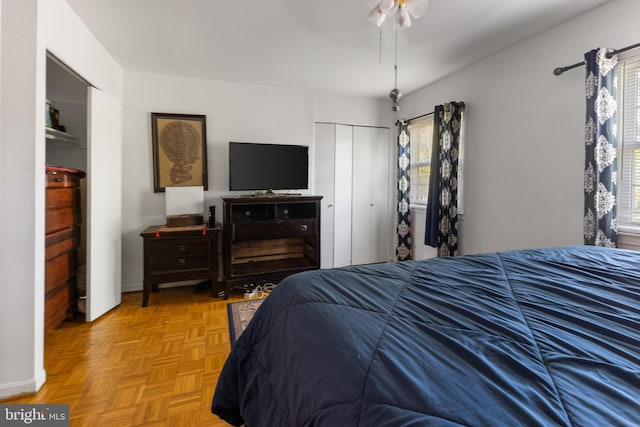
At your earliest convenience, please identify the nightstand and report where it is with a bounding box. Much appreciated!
[140,223,222,307]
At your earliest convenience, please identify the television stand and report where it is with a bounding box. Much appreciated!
[223,195,322,291]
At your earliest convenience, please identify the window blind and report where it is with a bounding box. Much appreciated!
[408,114,434,205]
[618,55,640,227]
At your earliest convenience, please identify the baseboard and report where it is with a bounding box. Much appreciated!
[121,281,202,294]
[0,368,46,400]
[121,282,142,293]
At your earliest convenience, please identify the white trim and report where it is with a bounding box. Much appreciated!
[618,226,640,234]
[410,204,465,222]
[618,229,640,251]
[0,368,46,400]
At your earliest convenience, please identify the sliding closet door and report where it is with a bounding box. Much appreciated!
[314,123,337,269]
[333,125,353,268]
[86,87,122,321]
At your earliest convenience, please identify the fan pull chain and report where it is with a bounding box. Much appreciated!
[394,20,398,88]
[379,26,383,64]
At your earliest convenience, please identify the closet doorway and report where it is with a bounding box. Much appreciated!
[314,122,393,268]
[45,53,122,326]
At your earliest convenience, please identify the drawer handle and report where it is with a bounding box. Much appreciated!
[177,244,187,253]
[178,258,187,265]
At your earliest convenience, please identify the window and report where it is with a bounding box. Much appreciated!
[407,111,465,212]
[617,53,640,229]
[408,114,434,205]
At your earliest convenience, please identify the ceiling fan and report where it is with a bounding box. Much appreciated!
[368,0,430,29]
[368,0,430,111]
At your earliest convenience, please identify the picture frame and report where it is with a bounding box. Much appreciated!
[151,112,208,192]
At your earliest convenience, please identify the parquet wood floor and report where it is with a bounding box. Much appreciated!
[1,286,247,426]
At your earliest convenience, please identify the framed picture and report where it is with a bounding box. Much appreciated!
[150,113,208,192]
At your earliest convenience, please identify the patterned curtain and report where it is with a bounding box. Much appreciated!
[396,120,412,261]
[584,48,618,247]
[425,102,465,257]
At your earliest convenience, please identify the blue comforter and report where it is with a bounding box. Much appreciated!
[212,246,640,426]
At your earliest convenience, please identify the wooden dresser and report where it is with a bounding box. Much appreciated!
[45,167,84,331]
[223,196,321,290]
[140,224,222,306]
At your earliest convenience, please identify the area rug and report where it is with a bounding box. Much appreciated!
[228,298,266,347]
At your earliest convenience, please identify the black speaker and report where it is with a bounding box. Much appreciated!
[208,205,216,227]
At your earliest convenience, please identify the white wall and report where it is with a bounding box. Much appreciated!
[0,0,44,398]
[312,92,392,126]
[120,71,390,291]
[403,0,640,256]
[0,0,122,398]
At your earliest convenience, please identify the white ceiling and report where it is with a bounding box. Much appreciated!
[65,0,610,99]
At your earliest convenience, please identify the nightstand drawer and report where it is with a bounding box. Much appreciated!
[149,254,210,274]
[148,238,210,257]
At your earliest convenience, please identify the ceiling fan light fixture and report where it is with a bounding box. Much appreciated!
[391,88,401,112]
[390,88,402,102]
[367,0,430,110]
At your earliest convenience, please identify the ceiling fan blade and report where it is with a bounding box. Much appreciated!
[397,5,412,29]
[368,4,390,27]
[405,0,429,19]
[380,0,396,12]
[367,0,395,10]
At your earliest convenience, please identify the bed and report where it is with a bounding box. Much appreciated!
[212,245,640,426]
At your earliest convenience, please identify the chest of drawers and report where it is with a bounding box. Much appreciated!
[140,224,222,306]
[45,168,83,331]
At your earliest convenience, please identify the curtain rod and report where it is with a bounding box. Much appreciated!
[553,42,640,76]
[408,112,434,122]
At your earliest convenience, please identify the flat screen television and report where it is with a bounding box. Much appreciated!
[229,142,309,192]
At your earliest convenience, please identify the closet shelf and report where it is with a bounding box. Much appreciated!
[46,127,80,145]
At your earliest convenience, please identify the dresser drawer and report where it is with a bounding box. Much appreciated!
[46,206,81,234]
[233,222,276,241]
[46,170,81,188]
[279,219,316,237]
[46,187,80,210]
[46,251,76,293]
[148,254,211,274]
[45,227,79,261]
[45,281,73,330]
[233,219,315,241]
[148,238,210,257]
